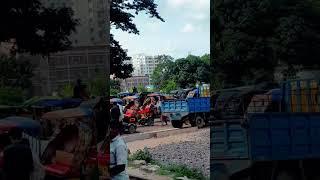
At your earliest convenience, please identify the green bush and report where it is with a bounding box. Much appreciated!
[159,164,207,180]
[0,87,25,106]
[129,148,208,180]
[59,84,73,98]
[129,147,154,163]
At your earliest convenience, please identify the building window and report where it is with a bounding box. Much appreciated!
[91,37,95,42]
[90,28,94,33]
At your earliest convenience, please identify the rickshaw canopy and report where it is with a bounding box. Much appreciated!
[110,98,123,105]
[147,93,161,97]
[80,97,104,109]
[123,96,138,101]
[41,107,94,121]
[0,116,41,136]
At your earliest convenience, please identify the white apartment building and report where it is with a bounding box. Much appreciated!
[131,54,159,76]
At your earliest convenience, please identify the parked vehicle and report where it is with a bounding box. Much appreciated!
[211,79,320,180]
[122,109,138,134]
[122,104,155,134]
[161,97,210,128]
[40,97,107,179]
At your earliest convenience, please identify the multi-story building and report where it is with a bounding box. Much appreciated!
[30,0,110,95]
[131,54,159,76]
[120,76,150,92]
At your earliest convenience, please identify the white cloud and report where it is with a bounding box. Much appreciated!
[190,13,207,21]
[181,23,195,33]
[167,0,209,10]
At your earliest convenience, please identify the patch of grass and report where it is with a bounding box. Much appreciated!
[129,148,208,180]
[128,147,155,164]
[158,164,207,180]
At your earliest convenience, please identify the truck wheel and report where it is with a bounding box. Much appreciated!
[172,121,183,128]
[190,120,197,127]
[147,117,154,126]
[128,124,136,134]
[196,116,205,129]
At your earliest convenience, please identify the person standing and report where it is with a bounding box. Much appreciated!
[73,79,89,100]
[21,138,45,180]
[3,127,34,180]
[109,121,129,180]
[110,102,121,123]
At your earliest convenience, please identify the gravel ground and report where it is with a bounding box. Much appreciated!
[127,128,210,177]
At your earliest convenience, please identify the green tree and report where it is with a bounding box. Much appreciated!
[162,80,177,94]
[0,56,34,89]
[89,75,107,97]
[151,55,175,90]
[213,0,320,88]
[110,79,121,96]
[172,55,210,88]
[110,0,164,78]
[59,84,73,98]
[201,54,210,65]
[137,84,147,93]
[0,87,24,106]
[1,0,78,56]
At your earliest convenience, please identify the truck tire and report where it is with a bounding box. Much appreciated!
[128,124,136,134]
[190,120,197,127]
[147,117,154,126]
[172,121,183,128]
[196,115,205,129]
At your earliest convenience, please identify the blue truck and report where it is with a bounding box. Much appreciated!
[161,97,211,128]
[211,79,320,180]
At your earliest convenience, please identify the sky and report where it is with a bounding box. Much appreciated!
[111,0,210,59]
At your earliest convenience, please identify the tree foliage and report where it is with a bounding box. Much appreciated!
[0,87,24,106]
[213,0,320,88]
[172,55,210,88]
[152,54,210,91]
[161,80,177,94]
[89,74,108,97]
[151,55,175,90]
[110,0,164,78]
[137,84,147,93]
[0,56,34,89]
[1,0,78,56]
[110,79,121,96]
[59,84,73,98]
